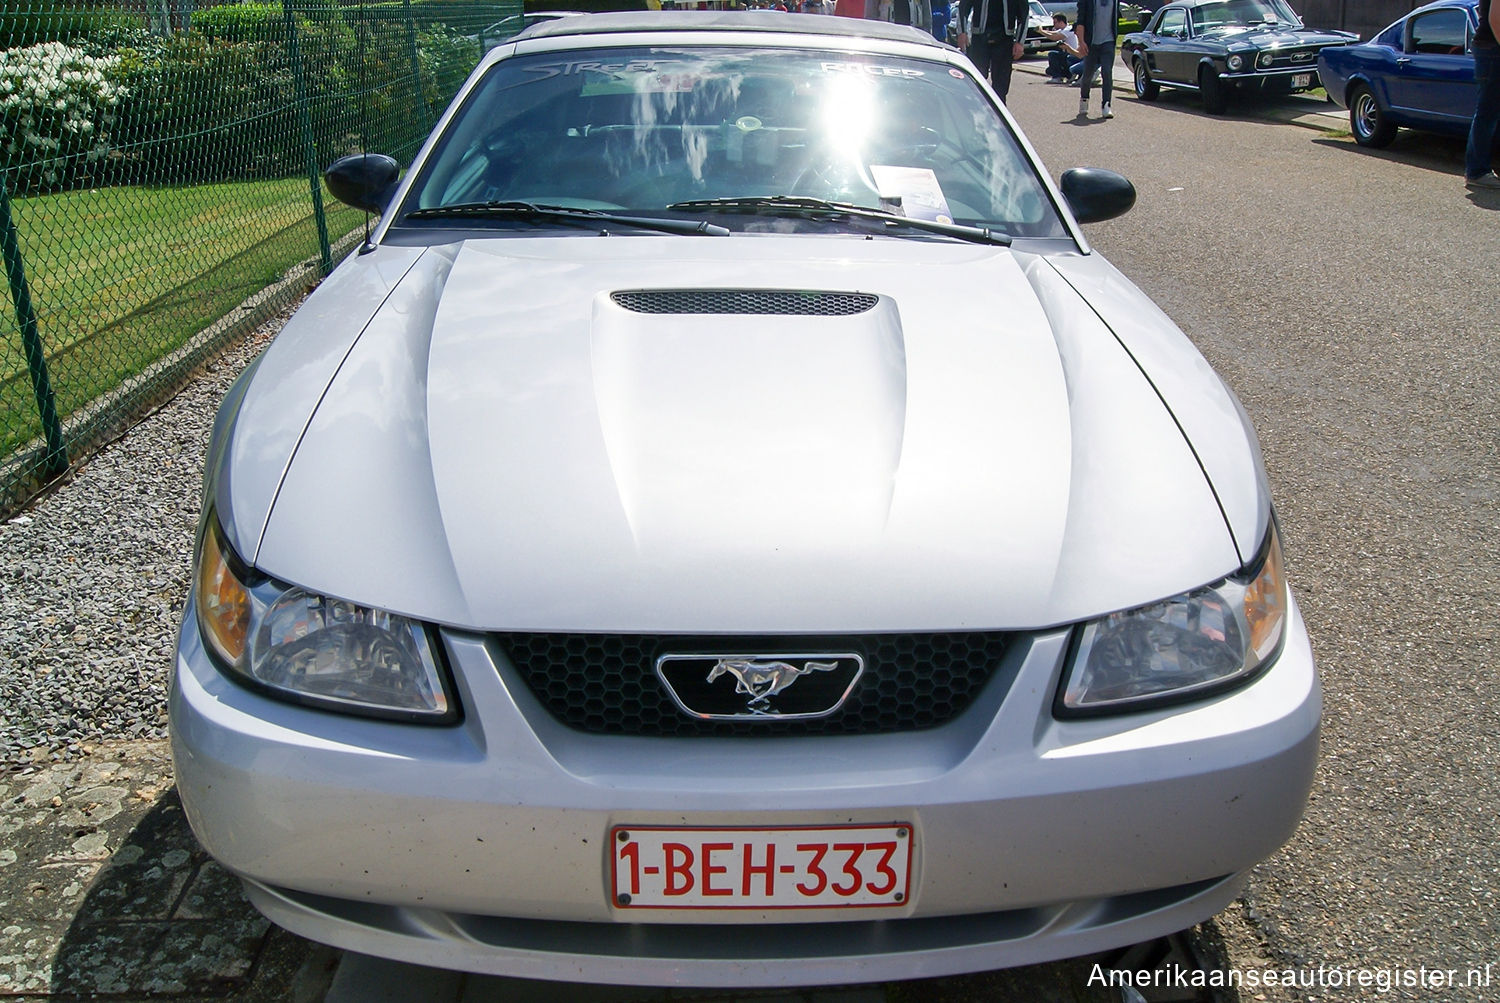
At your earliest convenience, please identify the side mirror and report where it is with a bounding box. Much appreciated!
[1060,167,1136,224]
[324,153,401,214]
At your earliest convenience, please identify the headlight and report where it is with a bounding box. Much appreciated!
[1257,52,1274,68]
[1227,54,1245,71]
[1058,523,1288,716]
[193,517,457,723]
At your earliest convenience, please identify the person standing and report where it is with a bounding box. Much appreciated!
[931,0,951,43]
[1075,0,1120,119]
[957,0,1027,103]
[1466,0,1500,189]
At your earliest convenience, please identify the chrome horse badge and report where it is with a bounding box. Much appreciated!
[706,658,839,714]
[655,652,864,721]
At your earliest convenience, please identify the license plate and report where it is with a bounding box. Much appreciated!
[1292,72,1312,88]
[610,824,913,910]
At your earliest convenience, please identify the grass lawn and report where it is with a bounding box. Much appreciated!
[0,178,364,458]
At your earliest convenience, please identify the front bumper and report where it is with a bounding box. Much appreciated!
[1220,66,1322,84]
[170,602,1319,986]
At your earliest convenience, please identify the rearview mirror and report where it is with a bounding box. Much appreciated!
[1060,167,1136,224]
[324,154,401,214]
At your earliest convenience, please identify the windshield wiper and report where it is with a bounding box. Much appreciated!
[665,196,1012,247]
[404,201,729,236]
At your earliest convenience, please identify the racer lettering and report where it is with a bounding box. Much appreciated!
[820,61,925,78]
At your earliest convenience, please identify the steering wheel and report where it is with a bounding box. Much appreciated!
[790,152,879,200]
[875,126,982,173]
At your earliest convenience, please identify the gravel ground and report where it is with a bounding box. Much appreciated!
[0,311,288,763]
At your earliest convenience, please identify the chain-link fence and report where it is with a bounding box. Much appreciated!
[0,0,521,514]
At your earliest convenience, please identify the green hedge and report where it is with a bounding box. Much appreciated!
[2,6,486,195]
[0,6,139,45]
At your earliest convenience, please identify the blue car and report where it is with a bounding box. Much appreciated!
[1319,0,1480,148]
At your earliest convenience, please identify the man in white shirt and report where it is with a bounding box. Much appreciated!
[1040,14,1082,81]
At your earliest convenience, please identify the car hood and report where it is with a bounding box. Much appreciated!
[1198,24,1355,47]
[225,235,1246,633]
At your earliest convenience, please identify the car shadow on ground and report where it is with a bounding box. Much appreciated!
[1310,132,1470,179]
[1121,85,1336,125]
[21,774,336,1001]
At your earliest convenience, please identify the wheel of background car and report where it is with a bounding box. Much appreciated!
[1134,58,1160,101]
[1349,83,1397,148]
[1199,64,1229,115]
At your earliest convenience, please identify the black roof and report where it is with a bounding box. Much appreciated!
[516,10,946,47]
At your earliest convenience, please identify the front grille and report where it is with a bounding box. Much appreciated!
[1262,48,1321,70]
[497,632,1011,736]
[611,289,879,316]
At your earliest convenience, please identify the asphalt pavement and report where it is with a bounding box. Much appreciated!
[4,50,1497,1003]
[1013,50,1500,1002]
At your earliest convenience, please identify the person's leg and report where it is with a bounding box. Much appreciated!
[1466,46,1500,181]
[1047,49,1067,77]
[990,33,1016,101]
[969,32,994,82]
[1100,38,1116,107]
[1079,44,1100,108]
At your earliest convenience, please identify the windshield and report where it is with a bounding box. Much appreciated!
[399,46,1066,239]
[1189,0,1301,31]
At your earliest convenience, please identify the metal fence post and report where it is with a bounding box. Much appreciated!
[284,3,334,275]
[0,176,68,479]
[403,0,434,130]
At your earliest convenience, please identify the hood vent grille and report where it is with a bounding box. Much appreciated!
[611,289,878,316]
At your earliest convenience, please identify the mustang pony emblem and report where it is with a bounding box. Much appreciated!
[706,658,839,713]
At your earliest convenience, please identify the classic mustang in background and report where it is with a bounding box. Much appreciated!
[1318,0,1480,147]
[1122,0,1357,113]
[172,10,1319,987]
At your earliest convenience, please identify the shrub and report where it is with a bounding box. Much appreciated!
[0,40,128,193]
[2,4,478,191]
[190,2,288,40]
[100,17,358,186]
[0,7,138,48]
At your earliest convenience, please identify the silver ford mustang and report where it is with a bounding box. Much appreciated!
[172,11,1318,987]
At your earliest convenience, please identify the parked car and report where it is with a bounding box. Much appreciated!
[1037,2,1150,32]
[1024,0,1057,52]
[173,10,1319,987]
[1318,0,1480,147]
[1121,0,1357,114]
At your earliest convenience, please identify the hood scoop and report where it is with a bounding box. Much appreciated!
[611,289,880,316]
[591,289,908,549]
